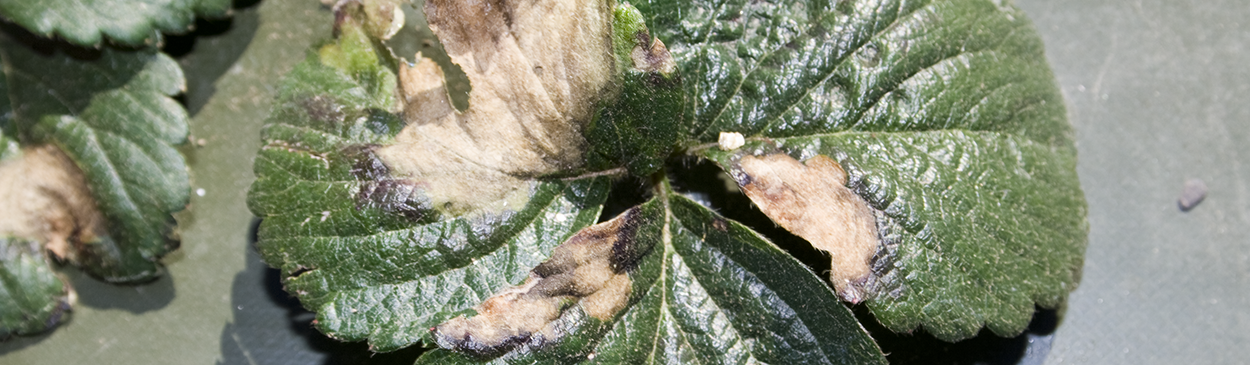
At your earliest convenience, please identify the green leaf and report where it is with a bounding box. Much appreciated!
[0,0,231,46]
[683,0,1086,341]
[418,188,886,364]
[0,237,70,339]
[250,0,1086,358]
[1,40,190,283]
[247,15,611,352]
[583,3,685,175]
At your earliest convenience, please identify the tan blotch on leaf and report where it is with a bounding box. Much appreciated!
[735,154,880,302]
[375,0,617,214]
[0,145,108,263]
[432,208,638,355]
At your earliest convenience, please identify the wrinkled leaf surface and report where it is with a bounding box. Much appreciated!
[250,0,1087,356]
[247,20,612,352]
[417,191,886,364]
[683,0,1087,340]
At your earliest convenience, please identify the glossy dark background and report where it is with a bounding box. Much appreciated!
[2,0,1247,363]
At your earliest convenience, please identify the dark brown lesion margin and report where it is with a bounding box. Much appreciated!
[430,206,646,357]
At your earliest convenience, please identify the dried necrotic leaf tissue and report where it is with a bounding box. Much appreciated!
[432,208,640,356]
[732,153,881,302]
[0,145,108,263]
[376,0,617,213]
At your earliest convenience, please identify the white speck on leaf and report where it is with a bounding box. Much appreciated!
[718,132,745,151]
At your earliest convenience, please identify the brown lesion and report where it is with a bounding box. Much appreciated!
[432,207,642,356]
[0,145,108,264]
[330,0,406,40]
[629,33,676,77]
[299,95,347,126]
[371,0,618,215]
[345,145,434,221]
[731,153,883,303]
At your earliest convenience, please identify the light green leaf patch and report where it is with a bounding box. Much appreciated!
[417,188,886,364]
[685,0,1087,341]
[0,0,230,46]
[0,77,15,159]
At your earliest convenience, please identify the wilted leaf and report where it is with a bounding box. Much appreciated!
[0,39,190,283]
[247,9,612,352]
[687,0,1086,341]
[0,237,70,339]
[418,190,886,364]
[0,0,230,46]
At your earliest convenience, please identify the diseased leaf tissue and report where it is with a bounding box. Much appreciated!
[250,0,1086,362]
[0,42,192,337]
[730,153,881,303]
[0,0,232,337]
[432,208,641,357]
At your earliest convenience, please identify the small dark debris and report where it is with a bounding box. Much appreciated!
[1178,178,1207,212]
[712,218,728,232]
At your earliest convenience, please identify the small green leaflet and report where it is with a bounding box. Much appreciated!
[680,0,1087,340]
[0,0,230,46]
[0,237,70,339]
[247,19,612,352]
[1,38,190,283]
[416,189,886,364]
